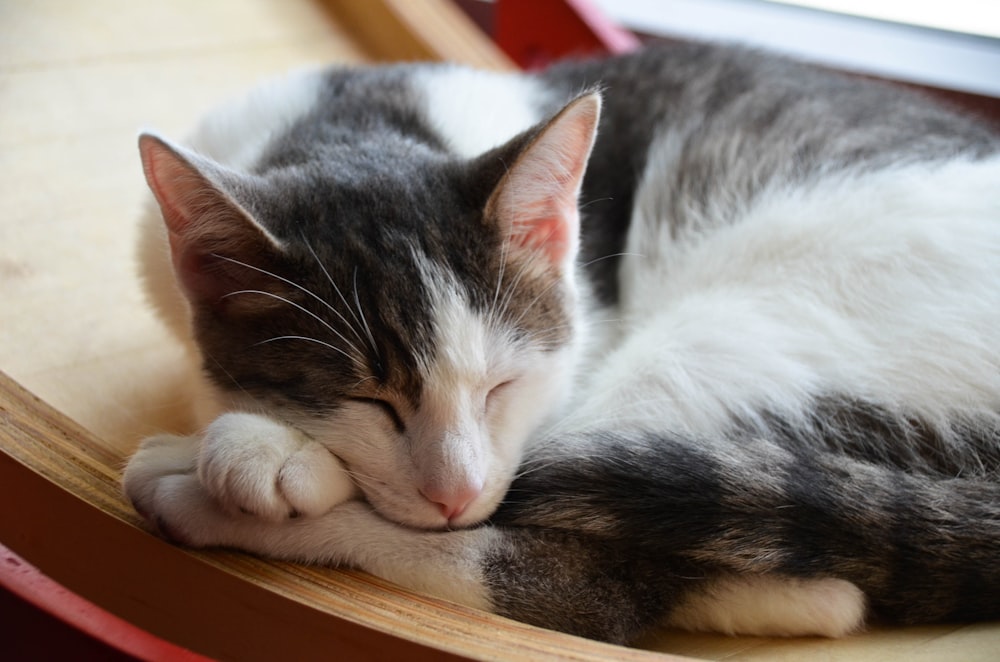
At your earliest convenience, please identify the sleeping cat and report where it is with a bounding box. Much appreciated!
[123,42,1000,644]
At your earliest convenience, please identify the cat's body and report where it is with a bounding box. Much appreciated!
[124,43,1000,643]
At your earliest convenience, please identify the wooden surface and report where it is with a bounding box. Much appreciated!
[0,1,998,659]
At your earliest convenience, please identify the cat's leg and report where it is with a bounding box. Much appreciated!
[667,575,865,637]
[124,413,358,522]
[124,433,494,610]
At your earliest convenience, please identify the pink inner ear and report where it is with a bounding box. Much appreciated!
[491,93,600,270]
[511,208,578,265]
[139,134,229,300]
[139,134,200,237]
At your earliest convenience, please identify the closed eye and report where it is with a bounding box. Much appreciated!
[486,380,514,409]
[355,397,405,433]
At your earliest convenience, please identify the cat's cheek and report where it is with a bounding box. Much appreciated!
[491,353,576,444]
[438,357,578,527]
[300,411,424,521]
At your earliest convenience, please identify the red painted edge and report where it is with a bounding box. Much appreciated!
[0,542,212,662]
[563,0,642,53]
[494,0,640,69]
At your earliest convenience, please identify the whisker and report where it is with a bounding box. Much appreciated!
[301,239,368,345]
[352,266,381,361]
[509,451,611,482]
[213,253,340,319]
[490,233,513,329]
[213,254,366,358]
[509,277,565,330]
[494,244,540,323]
[200,350,267,411]
[578,196,614,210]
[580,251,645,268]
[349,375,379,390]
[493,220,572,326]
[224,289,365,360]
[345,468,386,491]
[253,335,366,369]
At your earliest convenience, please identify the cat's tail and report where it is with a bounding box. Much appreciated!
[489,430,1000,643]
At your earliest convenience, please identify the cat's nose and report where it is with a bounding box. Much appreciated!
[420,481,483,522]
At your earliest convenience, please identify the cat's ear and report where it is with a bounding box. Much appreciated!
[138,133,287,311]
[485,92,601,271]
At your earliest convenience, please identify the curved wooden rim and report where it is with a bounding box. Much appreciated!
[0,370,682,661]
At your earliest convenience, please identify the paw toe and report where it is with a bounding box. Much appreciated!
[278,443,357,517]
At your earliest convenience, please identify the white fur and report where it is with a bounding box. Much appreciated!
[411,258,580,525]
[667,576,866,637]
[197,412,356,520]
[414,66,552,158]
[569,157,1000,441]
[123,433,200,513]
[183,68,326,170]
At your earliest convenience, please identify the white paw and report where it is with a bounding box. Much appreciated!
[139,471,231,547]
[198,412,357,521]
[122,433,225,546]
[667,575,866,637]
[123,433,199,522]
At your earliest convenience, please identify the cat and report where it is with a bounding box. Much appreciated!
[123,41,1000,645]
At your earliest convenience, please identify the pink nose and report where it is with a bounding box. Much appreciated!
[420,482,483,521]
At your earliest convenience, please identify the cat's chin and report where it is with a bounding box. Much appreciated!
[364,488,505,531]
[371,508,481,532]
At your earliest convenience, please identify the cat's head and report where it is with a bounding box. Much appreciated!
[138,92,600,529]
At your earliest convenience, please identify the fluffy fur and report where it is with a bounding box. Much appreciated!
[124,43,1000,644]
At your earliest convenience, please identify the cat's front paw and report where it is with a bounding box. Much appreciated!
[123,434,239,546]
[123,433,199,522]
[121,432,211,544]
[198,413,357,521]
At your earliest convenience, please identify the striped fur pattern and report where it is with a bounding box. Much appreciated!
[124,43,1000,643]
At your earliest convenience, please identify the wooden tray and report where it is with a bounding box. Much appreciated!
[1,1,996,659]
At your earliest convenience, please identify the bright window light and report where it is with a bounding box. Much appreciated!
[766,1,1000,39]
